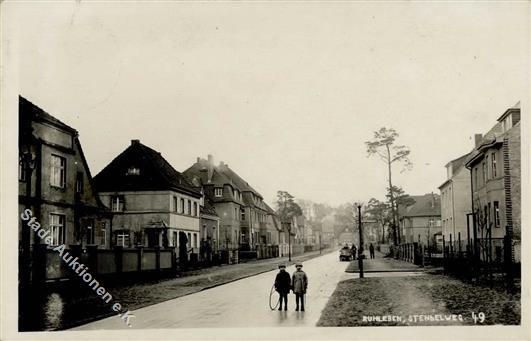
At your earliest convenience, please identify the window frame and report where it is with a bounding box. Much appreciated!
[116,232,130,248]
[491,152,497,178]
[111,195,125,212]
[49,213,66,246]
[214,188,223,197]
[50,154,66,188]
[482,161,487,185]
[75,172,84,194]
[485,155,489,180]
[494,201,500,228]
[173,196,178,212]
[101,222,107,248]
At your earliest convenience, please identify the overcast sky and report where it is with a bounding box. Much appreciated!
[10,2,528,207]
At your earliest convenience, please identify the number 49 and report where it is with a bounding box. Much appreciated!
[472,312,485,323]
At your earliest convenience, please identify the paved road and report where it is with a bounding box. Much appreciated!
[73,250,348,329]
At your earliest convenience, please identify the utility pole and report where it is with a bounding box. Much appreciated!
[357,204,364,278]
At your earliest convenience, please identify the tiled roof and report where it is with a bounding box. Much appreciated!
[449,153,470,171]
[465,102,521,168]
[464,121,505,167]
[183,157,265,208]
[218,165,262,198]
[94,141,201,197]
[19,96,77,134]
[399,194,441,218]
[264,202,278,216]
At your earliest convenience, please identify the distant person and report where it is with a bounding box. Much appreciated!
[178,232,189,269]
[274,264,291,311]
[291,263,308,312]
[350,244,357,260]
[369,243,375,259]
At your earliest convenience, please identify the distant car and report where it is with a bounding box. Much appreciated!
[339,246,352,261]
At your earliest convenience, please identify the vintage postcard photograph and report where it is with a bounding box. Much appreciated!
[0,1,529,341]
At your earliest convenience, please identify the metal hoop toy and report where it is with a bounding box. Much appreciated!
[269,285,280,310]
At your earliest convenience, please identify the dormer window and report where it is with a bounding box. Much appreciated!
[215,188,223,197]
[126,167,140,176]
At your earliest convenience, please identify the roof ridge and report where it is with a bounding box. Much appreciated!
[20,95,77,133]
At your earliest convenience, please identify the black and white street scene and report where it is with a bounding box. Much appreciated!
[1,1,528,341]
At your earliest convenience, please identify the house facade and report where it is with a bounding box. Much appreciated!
[439,153,472,248]
[399,193,442,248]
[93,140,202,257]
[183,155,275,252]
[464,103,521,263]
[199,196,220,262]
[19,96,110,253]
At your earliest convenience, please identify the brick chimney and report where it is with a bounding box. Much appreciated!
[474,134,483,147]
[207,154,214,183]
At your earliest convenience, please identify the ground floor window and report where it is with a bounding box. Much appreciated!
[193,233,198,248]
[116,232,130,247]
[101,222,107,248]
[49,214,65,246]
[85,219,95,244]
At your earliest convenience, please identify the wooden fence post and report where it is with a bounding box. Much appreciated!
[458,232,462,256]
[442,234,446,273]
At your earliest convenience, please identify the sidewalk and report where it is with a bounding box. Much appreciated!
[54,248,333,330]
[345,251,422,273]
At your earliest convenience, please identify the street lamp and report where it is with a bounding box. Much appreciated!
[357,203,364,278]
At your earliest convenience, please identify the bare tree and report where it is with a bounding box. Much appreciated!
[366,127,412,245]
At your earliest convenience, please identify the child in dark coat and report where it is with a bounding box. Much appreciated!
[274,264,291,311]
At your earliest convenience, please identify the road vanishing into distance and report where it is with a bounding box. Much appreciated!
[73,251,349,329]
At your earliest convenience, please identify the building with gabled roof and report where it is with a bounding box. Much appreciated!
[19,96,111,283]
[183,155,275,253]
[439,152,473,249]
[94,140,202,255]
[464,102,521,264]
[399,193,442,248]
